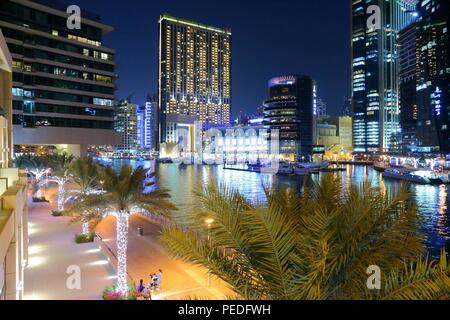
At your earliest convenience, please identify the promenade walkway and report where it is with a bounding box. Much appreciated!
[24,190,115,300]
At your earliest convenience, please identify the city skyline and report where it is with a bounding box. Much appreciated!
[74,0,351,118]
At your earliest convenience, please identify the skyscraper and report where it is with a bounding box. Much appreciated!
[136,96,157,150]
[158,14,231,145]
[114,99,138,155]
[416,0,450,156]
[0,0,118,156]
[263,75,317,162]
[398,22,418,153]
[351,0,418,153]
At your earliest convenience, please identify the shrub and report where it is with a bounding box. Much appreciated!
[74,233,95,244]
[51,210,63,216]
[103,284,137,301]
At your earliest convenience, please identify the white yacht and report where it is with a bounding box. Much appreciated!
[382,168,431,184]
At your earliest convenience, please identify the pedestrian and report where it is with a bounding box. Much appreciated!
[150,273,156,291]
[137,279,145,293]
[156,269,163,291]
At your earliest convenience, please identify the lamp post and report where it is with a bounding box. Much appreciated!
[205,218,214,288]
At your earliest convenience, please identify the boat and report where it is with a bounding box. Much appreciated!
[428,173,450,185]
[157,157,173,164]
[382,168,431,184]
[277,162,294,175]
[373,162,388,172]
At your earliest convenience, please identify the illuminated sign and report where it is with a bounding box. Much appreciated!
[269,76,297,87]
[431,86,442,116]
[313,145,326,154]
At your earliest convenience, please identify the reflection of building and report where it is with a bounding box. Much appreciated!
[351,0,418,153]
[416,0,449,156]
[158,14,232,145]
[263,75,316,162]
[0,0,119,156]
[398,22,418,153]
[0,30,28,301]
[114,100,138,155]
[136,97,157,150]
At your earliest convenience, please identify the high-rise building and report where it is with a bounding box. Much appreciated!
[398,22,418,153]
[114,99,138,155]
[263,75,317,162]
[0,0,119,156]
[351,0,418,153]
[158,14,231,146]
[416,0,450,156]
[136,96,157,150]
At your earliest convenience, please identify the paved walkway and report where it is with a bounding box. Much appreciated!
[24,188,116,300]
[24,185,233,300]
[96,214,233,300]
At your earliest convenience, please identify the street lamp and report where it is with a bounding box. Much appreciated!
[205,218,214,288]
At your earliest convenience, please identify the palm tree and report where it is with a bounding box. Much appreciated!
[15,155,51,197]
[47,153,74,212]
[160,174,450,300]
[67,157,101,235]
[69,165,176,295]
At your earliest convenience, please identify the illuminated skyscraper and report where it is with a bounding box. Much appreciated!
[158,14,231,145]
[114,99,138,154]
[263,75,317,162]
[351,0,418,153]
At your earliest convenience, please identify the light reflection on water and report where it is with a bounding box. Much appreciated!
[112,160,450,256]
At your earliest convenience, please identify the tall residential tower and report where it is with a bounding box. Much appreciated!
[158,14,231,146]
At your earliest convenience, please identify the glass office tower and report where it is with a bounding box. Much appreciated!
[351,0,418,153]
[158,14,231,146]
[263,75,317,162]
[416,0,450,156]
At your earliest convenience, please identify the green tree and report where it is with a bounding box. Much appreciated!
[67,157,101,235]
[161,174,450,300]
[69,165,176,294]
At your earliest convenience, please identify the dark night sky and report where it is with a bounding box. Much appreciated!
[74,0,351,118]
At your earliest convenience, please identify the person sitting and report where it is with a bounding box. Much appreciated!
[137,279,145,293]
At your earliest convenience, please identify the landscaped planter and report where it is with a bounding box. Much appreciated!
[51,210,63,216]
[74,232,95,244]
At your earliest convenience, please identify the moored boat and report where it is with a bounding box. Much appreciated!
[382,168,431,184]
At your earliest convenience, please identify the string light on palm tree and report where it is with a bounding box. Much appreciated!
[205,218,214,288]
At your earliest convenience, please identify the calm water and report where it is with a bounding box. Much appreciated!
[111,160,450,256]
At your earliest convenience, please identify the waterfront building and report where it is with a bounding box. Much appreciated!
[0,30,29,300]
[114,99,138,156]
[202,125,270,165]
[316,116,353,161]
[159,114,198,159]
[398,22,419,153]
[158,14,232,146]
[0,0,119,156]
[351,0,418,153]
[415,0,450,156]
[263,75,317,162]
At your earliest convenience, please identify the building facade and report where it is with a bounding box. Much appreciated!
[351,0,418,153]
[0,29,28,301]
[0,0,119,156]
[114,99,138,155]
[136,96,157,150]
[158,14,231,146]
[263,75,317,162]
[398,22,419,153]
[415,0,450,156]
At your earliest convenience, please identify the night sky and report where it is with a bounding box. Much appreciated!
[74,0,351,118]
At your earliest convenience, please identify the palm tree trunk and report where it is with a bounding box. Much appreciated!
[57,181,65,211]
[82,210,89,235]
[116,211,129,295]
